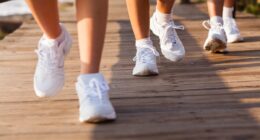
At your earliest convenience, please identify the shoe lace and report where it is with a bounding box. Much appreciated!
[35,39,62,72]
[161,22,184,46]
[133,45,159,64]
[88,78,109,101]
[202,20,224,32]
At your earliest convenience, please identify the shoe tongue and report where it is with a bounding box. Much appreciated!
[78,73,105,85]
[210,22,223,28]
[161,21,172,27]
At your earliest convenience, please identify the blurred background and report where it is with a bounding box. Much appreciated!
[0,0,259,40]
[0,0,74,40]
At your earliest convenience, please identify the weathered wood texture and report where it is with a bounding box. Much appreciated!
[0,1,260,140]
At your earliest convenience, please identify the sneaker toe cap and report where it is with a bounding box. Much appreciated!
[227,34,243,43]
[34,75,64,97]
[133,63,158,76]
[79,104,116,122]
[161,48,185,62]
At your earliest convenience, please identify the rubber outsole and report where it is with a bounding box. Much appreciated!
[204,39,227,53]
[133,68,159,77]
[227,37,244,44]
[161,49,184,62]
[133,72,159,77]
[82,117,116,123]
[80,113,116,123]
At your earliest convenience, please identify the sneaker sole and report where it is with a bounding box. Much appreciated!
[204,39,227,53]
[228,37,244,43]
[133,71,159,77]
[133,68,159,76]
[82,117,115,123]
[80,113,116,123]
[161,49,184,62]
[34,82,64,97]
[150,16,159,37]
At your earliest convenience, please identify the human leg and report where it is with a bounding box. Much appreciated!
[25,0,72,97]
[75,0,116,123]
[223,0,243,43]
[150,0,185,61]
[126,0,159,76]
[203,0,227,53]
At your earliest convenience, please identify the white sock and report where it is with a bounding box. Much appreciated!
[210,16,223,25]
[55,27,65,44]
[44,24,65,45]
[223,7,234,19]
[155,9,172,25]
[135,37,153,48]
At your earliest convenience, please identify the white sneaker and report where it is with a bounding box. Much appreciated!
[34,25,72,97]
[203,20,227,53]
[223,17,243,43]
[133,44,159,76]
[76,73,116,123]
[150,13,185,62]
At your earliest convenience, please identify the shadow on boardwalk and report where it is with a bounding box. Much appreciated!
[91,2,260,140]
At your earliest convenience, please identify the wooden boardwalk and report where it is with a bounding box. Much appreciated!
[1,1,260,140]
